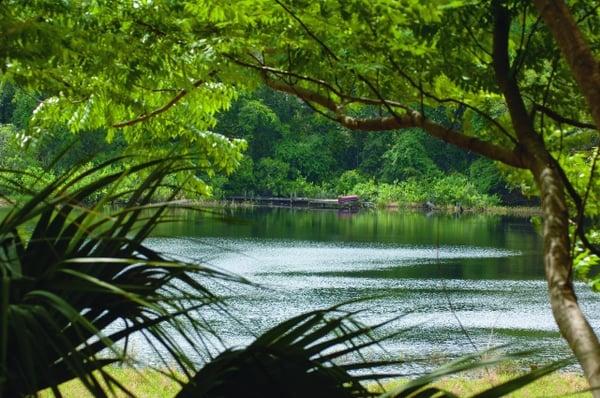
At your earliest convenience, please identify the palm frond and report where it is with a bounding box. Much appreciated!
[0,155,245,397]
[177,302,572,398]
[176,304,405,398]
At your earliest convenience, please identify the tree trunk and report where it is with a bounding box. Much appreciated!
[533,0,600,129]
[535,162,600,396]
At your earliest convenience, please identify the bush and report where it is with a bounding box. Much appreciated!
[381,129,442,182]
[336,169,367,194]
[286,176,321,197]
[347,174,498,208]
[469,158,503,193]
[255,157,290,196]
[431,174,499,207]
[223,156,256,196]
[351,179,379,202]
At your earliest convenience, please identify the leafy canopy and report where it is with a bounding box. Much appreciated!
[2,1,600,255]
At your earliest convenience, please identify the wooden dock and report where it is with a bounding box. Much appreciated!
[226,196,369,209]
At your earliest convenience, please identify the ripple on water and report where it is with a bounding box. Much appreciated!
[138,236,600,370]
[147,237,521,274]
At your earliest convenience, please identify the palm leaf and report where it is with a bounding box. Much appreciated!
[0,155,245,397]
[177,302,572,398]
[176,304,405,398]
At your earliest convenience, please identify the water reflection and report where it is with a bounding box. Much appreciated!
[143,208,599,369]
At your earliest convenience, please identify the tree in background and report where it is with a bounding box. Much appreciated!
[213,88,506,203]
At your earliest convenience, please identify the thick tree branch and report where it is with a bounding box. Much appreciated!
[258,55,521,166]
[265,77,526,169]
[533,0,600,130]
[534,103,597,130]
[385,55,518,145]
[534,162,600,398]
[492,1,540,148]
[492,2,600,391]
[229,56,411,112]
[112,80,205,128]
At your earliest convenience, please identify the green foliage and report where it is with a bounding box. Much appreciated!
[377,181,429,206]
[469,158,504,194]
[177,306,387,398]
[18,164,56,192]
[0,85,245,201]
[0,155,245,397]
[209,90,512,205]
[235,99,283,159]
[255,157,290,196]
[0,124,29,170]
[10,87,38,130]
[348,175,499,208]
[0,82,15,124]
[574,229,600,291]
[336,169,368,194]
[431,174,499,207]
[33,127,126,172]
[275,134,336,182]
[352,180,380,202]
[222,156,256,196]
[287,176,330,198]
[381,129,442,182]
[0,78,513,207]
[1,0,596,209]
[0,2,593,396]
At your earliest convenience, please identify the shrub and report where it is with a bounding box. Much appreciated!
[336,169,367,194]
[351,179,379,202]
[255,157,290,196]
[431,174,500,207]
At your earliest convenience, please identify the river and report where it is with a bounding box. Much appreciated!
[144,207,600,372]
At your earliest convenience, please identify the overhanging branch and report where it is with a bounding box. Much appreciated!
[112,79,206,128]
[265,77,526,169]
[534,103,597,130]
[229,56,411,112]
[492,1,538,145]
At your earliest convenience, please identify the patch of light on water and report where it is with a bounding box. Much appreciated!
[133,235,600,371]
[146,237,520,275]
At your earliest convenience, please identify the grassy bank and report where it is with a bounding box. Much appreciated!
[380,372,590,397]
[40,367,590,397]
[382,203,542,216]
[188,198,542,217]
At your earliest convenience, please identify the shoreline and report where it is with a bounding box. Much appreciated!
[0,197,543,217]
[182,199,543,217]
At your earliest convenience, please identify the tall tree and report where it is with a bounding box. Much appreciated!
[198,0,600,390]
[219,1,600,390]
[2,0,600,392]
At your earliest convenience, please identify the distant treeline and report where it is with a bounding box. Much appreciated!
[0,84,532,207]
[213,88,531,207]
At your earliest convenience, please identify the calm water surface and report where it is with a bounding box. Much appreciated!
[145,208,600,370]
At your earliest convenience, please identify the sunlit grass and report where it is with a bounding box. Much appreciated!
[39,367,590,397]
[39,367,185,397]
[433,372,590,397]
[378,370,591,398]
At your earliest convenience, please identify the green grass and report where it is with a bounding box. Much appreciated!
[378,369,591,398]
[39,367,591,397]
[39,367,185,397]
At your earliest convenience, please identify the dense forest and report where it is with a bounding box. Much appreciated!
[0,83,527,208]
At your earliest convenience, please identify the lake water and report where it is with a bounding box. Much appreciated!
[145,207,600,371]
